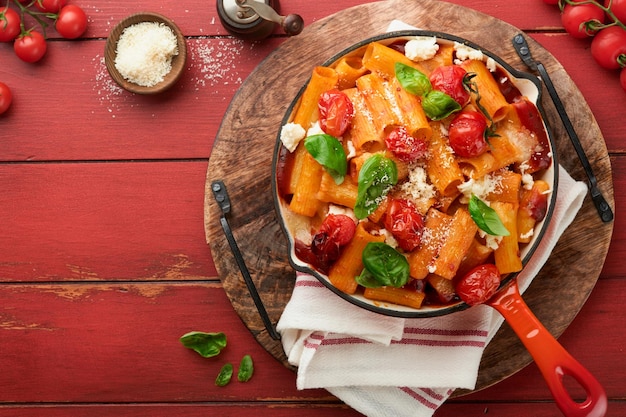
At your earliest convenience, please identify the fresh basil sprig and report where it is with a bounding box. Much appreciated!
[358,242,410,288]
[395,62,432,96]
[468,195,510,236]
[421,90,462,120]
[395,62,461,120]
[304,134,347,184]
[179,331,227,358]
[354,154,398,219]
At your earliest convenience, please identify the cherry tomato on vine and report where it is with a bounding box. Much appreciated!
[14,31,47,63]
[561,0,606,38]
[55,5,88,39]
[384,126,428,163]
[591,26,626,69]
[0,7,21,43]
[383,198,424,252]
[318,89,354,137]
[621,67,626,92]
[35,0,67,13]
[448,110,489,158]
[429,65,470,106]
[605,0,626,24]
[0,82,12,115]
[543,0,560,5]
[455,264,501,306]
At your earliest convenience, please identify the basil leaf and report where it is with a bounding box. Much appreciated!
[304,134,347,184]
[354,154,398,219]
[215,363,233,387]
[179,331,227,358]
[468,195,510,236]
[361,242,410,288]
[421,90,462,120]
[355,268,384,288]
[394,62,432,96]
[237,354,254,382]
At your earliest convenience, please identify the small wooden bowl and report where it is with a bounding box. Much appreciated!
[104,12,187,94]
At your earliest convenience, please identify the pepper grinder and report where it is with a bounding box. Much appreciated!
[217,0,304,40]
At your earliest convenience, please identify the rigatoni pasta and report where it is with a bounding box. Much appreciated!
[275,35,554,311]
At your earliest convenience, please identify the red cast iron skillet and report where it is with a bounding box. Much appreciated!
[272,31,607,417]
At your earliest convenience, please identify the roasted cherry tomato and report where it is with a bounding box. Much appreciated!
[55,4,87,39]
[0,82,12,115]
[35,0,67,13]
[455,264,501,306]
[448,110,489,158]
[428,65,470,106]
[591,26,626,70]
[318,89,354,137]
[14,31,47,63]
[0,7,21,43]
[384,126,428,163]
[520,185,549,222]
[561,0,606,38]
[312,214,356,264]
[384,199,424,252]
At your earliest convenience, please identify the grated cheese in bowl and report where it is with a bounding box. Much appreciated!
[114,22,179,87]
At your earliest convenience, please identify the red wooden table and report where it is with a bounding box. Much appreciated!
[1,0,624,416]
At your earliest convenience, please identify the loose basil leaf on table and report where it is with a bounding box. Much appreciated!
[395,62,432,96]
[237,354,254,382]
[304,134,347,184]
[468,194,510,236]
[361,242,410,288]
[215,363,234,387]
[179,331,227,358]
[354,154,398,219]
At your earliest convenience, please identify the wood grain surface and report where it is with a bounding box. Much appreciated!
[204,0,615,394]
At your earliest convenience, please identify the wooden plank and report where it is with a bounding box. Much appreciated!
[33,0,560,40]
[0,162,216,281]
[0,38,282,162]
[1,402,625,417]
[0,279,622,404]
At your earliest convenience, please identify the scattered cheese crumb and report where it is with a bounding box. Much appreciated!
[371,228,399,249]
[115,22,179,87]
[307,121,325,137]
[400,165,436,207]
[404,37,439,62]
[346,139,356,159]
[480,230,503,249]
[486,57,497,72]
[457,172,503,201]
[453,42,484,65]
[328,204,357,224]
[280,122,306,152]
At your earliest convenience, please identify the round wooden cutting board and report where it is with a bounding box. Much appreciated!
[204,0,614,394]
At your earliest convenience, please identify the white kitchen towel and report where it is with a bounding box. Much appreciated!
[277,165,587,417]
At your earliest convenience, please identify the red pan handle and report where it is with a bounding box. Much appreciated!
[487,280,607,417]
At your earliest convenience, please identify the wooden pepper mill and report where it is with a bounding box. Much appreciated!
[217,0,304,40]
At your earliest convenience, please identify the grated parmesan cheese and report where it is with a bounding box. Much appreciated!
[114,22,179,87]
